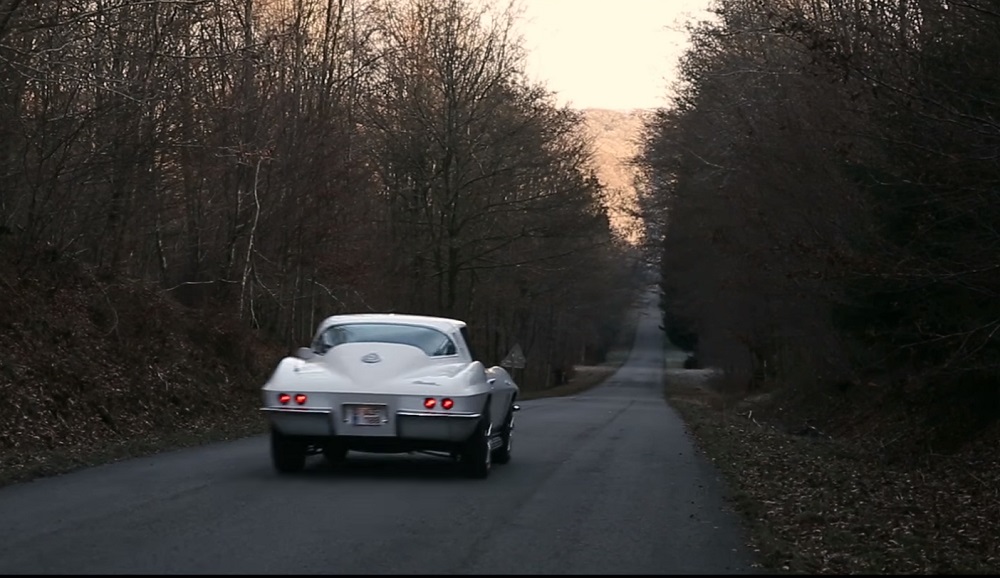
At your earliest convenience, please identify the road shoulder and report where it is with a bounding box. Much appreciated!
[663,366,1000,574]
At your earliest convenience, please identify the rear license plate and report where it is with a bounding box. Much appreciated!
[350,405,386,426]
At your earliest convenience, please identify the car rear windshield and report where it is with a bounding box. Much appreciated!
[314,323,458,357]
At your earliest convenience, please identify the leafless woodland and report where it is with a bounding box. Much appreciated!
[0,0,641,388]
[639,0,1000,442]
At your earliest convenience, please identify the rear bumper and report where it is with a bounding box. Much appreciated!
[261,407,334,437]
[261,406,481,443]
[395,410,480,441]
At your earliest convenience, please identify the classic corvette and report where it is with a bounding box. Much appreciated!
[260,313,520,478]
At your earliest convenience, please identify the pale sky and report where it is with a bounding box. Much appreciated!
[515,0,716,110]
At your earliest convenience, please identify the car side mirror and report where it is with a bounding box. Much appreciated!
[295,347,317,360]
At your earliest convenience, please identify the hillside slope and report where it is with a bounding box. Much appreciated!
[579,108,652,247]
[0,248,285,484]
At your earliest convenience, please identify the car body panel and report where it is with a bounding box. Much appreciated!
[260,314,519,452]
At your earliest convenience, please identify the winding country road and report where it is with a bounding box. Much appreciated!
[0,294,756,575]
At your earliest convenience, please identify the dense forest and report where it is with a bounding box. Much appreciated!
[639,0,1000,446]
[0,0,641,389]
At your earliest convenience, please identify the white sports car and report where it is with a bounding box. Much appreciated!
[260,313,520,478]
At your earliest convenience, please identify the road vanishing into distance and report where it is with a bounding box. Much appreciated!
[0,294,757,575]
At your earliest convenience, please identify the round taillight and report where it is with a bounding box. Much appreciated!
[423,397,436,409]
[442,398,454,410]
[278,393,291,404]
[295,394,307,405]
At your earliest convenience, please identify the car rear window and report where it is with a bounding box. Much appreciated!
[314,323,458,357]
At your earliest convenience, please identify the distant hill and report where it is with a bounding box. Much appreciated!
[578,108,652,247]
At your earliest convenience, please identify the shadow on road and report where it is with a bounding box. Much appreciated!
[269,453,508,483]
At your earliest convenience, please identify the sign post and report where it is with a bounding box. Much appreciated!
[500,343,527,387]
[500,343,526,369]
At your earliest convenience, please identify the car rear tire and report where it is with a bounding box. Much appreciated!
[492,405,515,465]
[460,415,492,479]
[271,429,307,473]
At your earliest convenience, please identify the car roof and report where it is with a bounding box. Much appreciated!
[316,313,467,334]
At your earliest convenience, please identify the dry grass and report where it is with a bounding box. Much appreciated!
[519,360,625,401]
[664,369,1000,574]
[520,304,638,402]
[0,416,269,488]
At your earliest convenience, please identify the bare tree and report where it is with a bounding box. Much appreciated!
[0,0,638,391]
[640,0,1000,436]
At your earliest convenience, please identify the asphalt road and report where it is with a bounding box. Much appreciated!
[0,297,757,575]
